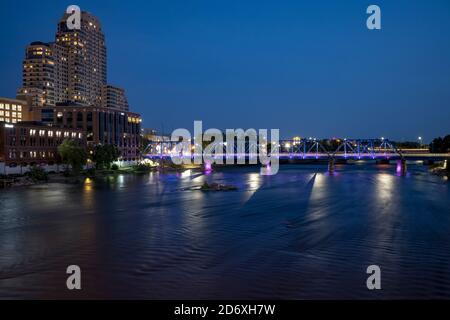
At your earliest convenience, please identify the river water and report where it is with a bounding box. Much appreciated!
[0,163,449,299]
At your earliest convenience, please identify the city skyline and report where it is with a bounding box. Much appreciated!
[0,8,142,168]
[1,0,450,141]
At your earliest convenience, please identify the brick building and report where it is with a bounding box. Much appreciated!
[0,97,27,124]
[24,105,141,161]
[0,121,84,167]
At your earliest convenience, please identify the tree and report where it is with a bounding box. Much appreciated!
[26,165,48,182]
[57,139,87,175]
[430,135,450,153]
[395,141,421,149]
[92,144,120,170]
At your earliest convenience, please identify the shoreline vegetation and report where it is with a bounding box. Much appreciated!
[200,182,238,191]
[431,166,450,179]
[2,161,449,189]
[0,162,203,189]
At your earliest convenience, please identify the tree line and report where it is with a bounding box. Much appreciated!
[57,140,121,175]
[429,135,450,153]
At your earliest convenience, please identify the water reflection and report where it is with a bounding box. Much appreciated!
[84,177,93,191]
[180,169,192,178]
[375,174,395,202]
[247,173,262,190]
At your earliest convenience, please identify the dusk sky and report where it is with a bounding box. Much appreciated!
[1,0,449,141]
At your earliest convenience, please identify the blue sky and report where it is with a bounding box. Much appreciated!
[1,0,449,141]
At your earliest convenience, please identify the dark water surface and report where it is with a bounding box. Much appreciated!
[1,164,449,299]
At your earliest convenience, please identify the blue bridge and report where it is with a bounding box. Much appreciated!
[143,138,449,174]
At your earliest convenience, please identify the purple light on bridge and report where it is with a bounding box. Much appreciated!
[204,162,212,172]
[396,161,402,175]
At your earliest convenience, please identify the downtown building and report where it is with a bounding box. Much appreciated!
[12,10,142,166]
[0,121,84,175]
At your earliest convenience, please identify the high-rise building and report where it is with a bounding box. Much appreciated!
[101,85,129,111]
[55,11,107,106]
[51,42,69,104]
[18,42,56,107]
[12,10,142,162]
[19,11,107,108]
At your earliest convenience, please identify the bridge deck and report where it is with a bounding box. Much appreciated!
[144,153,450,160]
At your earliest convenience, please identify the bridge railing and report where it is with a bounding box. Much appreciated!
[142,138,404,160]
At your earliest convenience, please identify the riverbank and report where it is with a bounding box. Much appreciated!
[2,161,448,189]
[0,163,204,188]
[431,167,450,179]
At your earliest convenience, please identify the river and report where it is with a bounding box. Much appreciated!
[0,163,449,299]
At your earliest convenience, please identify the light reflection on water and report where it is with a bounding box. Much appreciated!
[0,164,450,299]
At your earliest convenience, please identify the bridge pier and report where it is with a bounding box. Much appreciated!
[203,162,213,173]
[328,158,335,174]
[396,159,407,176]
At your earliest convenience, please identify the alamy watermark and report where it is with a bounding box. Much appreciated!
[66,4,381,31]
[367,5,381,30]
[66,265,81,290]
[366,265,381,290]
[169,121,280,175]
[66,5,81,30]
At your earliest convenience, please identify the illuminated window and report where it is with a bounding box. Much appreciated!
[0,117,4,122]
[48,131,53,137]
[5,111,10,117]
[30,129,36,136]
[5,104,10,110]
[12,119,17,123]
[0,103,3,109]
[12,112,17,118]
[56,131,61,137]
[39,130,45,136]
[18,113,22,119]
[12,105,17,111]
[17,105,22,111]
[0,111,3,116]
